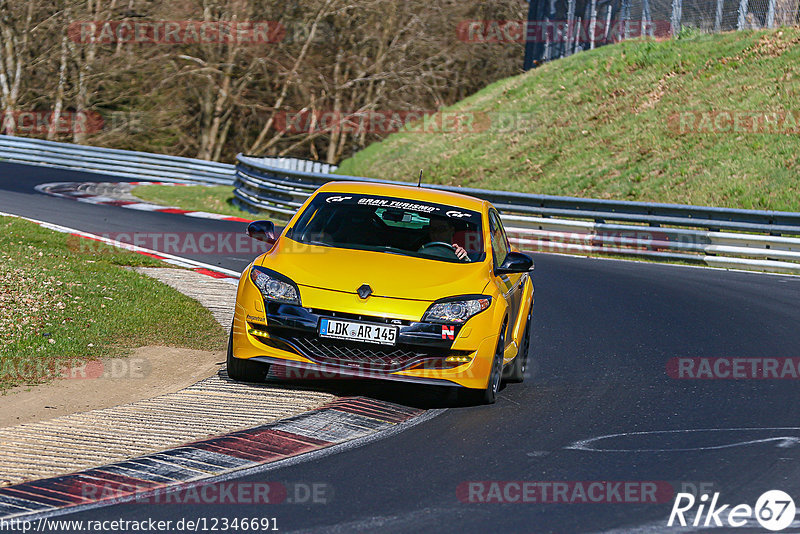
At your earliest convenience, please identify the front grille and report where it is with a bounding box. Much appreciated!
[280,334,457,372]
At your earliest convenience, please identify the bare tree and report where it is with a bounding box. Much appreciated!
[0,1,33,135]
[0,0,526,162]
[247,0,336,156]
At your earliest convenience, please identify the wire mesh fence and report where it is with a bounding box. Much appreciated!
[523,0,800,67]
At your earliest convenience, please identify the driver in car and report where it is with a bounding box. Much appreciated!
[426,218,468,261]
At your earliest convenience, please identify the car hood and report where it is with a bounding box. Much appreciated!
[258,239,491,302]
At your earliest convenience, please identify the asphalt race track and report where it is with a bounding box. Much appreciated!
[2,161,800,533]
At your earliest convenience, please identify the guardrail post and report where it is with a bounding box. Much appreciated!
[737,0,749,29]
[714,0,724,31]
[766,0,777,27]
[641,0,653,37]
[564,0,576,57]
[544,28,551,60]
[671,0,683,34]
[621,0,631,39]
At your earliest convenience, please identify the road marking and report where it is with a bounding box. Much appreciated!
[35,181,254,223]
[567,427,800,452]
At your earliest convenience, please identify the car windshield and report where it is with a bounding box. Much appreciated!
[286,192,486,263]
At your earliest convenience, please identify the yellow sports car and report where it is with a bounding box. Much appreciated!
[228,181,534,404]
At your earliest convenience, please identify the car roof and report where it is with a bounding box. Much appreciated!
[316,181,488,212]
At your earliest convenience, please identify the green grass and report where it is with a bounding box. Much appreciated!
[131,184,253,219]
[0,216,226,391]
[336,29,800,212]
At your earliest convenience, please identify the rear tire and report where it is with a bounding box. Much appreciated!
[226,326,270,382]
[506,302,532,383]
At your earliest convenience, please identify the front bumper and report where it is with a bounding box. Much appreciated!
[232,299,499,390]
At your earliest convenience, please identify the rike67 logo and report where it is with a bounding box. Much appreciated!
[668,490,796,531]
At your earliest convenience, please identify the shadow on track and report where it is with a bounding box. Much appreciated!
[216,366,524,410]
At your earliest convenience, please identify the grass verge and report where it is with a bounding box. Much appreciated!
[131,184,253,219]
[0,216,226,391]
[336,29,800,212]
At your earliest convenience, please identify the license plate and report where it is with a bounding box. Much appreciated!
[319,318,397,346]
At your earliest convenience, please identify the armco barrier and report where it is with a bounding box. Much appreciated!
[0,135,235,184]
[233,153,800,274]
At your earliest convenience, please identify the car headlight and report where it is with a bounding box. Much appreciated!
[422,296,491,324]
[250,266,301,305]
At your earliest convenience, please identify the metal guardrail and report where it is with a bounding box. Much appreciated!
[234,153,800,274]
[242,156,337,175]
[0,135,235,184]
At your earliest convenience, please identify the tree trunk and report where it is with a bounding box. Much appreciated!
[48,32,69,140]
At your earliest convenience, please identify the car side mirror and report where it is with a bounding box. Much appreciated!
[496,251,534,275]
[247,220,276,245]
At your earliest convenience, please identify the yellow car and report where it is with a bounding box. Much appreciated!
[228,181,534,404]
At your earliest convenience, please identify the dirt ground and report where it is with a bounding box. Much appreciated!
[0,346,225,427]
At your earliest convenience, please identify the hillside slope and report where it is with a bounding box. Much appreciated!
[336,29,800,211]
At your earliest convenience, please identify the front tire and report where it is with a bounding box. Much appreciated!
[506,302,532,383]
[459,325,505,405]
[226,326,270,382]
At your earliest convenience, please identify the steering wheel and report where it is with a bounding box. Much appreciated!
[418,241,459,259]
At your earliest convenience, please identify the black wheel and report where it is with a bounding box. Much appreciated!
[459,324,505,405]
[226,326,270,382]
[506,302,532,383]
